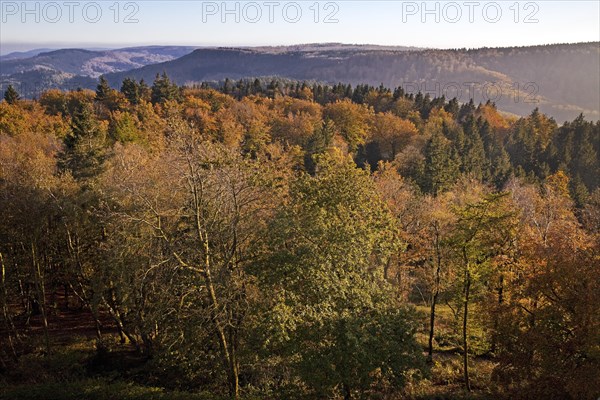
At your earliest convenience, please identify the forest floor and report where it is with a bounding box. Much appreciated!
[1,299,499,400]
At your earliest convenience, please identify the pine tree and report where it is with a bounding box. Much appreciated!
[392,86,405,101]
[120,78,141,105]
[422,130,460,195]
[139,79,151,101]
[461,116,487,180]
[570,174,590,208]
[95,76,112,102]
[490,147,513,189]
[252,78,262,95]
[458,99,476,122]
[60,102,107,180]
[3,85,20,104]
[151,72,181,104]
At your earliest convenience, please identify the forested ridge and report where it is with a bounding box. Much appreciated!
[3,42,599,122]
[0,76,599,399]
[105,42,600,122]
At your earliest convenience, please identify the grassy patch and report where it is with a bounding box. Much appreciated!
[403,352,498,400]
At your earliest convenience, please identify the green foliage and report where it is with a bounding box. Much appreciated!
[460,117,487,180]
[95,76,111,103]
[421,130,460,195]
[296,308,424,398]
[59,101,108,179]
[258,151,423,397]
[109,111,141,143]
[303,118,335,173]
[121,78,142,105]
[151,73,181,104]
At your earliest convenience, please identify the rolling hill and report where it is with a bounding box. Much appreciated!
[0,46,199,98]
[2,43,598,121]
[107,43,600,122]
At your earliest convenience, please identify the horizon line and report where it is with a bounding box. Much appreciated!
[2,40,599,56]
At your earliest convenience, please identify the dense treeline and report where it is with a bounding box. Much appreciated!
[0,77,599,399]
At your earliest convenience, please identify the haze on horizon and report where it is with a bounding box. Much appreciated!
[1,0,599,55]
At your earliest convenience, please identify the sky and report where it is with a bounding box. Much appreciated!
[1,1,599,54]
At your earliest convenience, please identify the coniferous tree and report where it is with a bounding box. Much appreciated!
[458,99,476,122]
[570,174,590,208]
[422,130,460,195]
[138,79,151,101]
[3,85,20,104]
[95,76,111,103]
[463,116,488,179]
[490,146,513,189]
[151,72,181,104]
[392,86,405,101]
[59,102,107,180]
[120,78,141,105]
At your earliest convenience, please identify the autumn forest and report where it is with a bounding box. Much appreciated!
[0,75,599,399]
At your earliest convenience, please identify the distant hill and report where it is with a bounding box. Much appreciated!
[0,46,199,98]
[1,43,598,121]
[0,48,56,61]
[107,43,600,122]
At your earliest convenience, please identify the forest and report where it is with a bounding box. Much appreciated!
[0,75,599,399]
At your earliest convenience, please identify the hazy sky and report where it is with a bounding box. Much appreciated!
[1,1,599,54]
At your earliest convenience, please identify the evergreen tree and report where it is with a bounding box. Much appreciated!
[490,146,513,189]
[138,79,151,101]
[120,78,141,105]
[569,115,599,191]
[252,78,262,95]
[95,76,112,103]
[570,174,590,208]
[151,72,181,104]
[59,102,107,180]
[458,99,476,122]
[392,86,405,101]
[461,116,487,180]
[3,85,20,104]
[422,130,460,195]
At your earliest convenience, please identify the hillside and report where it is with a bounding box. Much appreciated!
[107,42,600,122]
[0,46,199,98]
[1,43,598,121]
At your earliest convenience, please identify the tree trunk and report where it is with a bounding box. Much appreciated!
[64,284,69,311]
[187,158,241,399]
[462,264,471,391]
[491,274,504,354]
[342,382,352,400]
[102,295,138,350]
[428,228,443,361]
[428,290,439,362]
[1,253,19,359]
[202,239,238,399]
[32,244,50,354]
[68,282,103,341]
